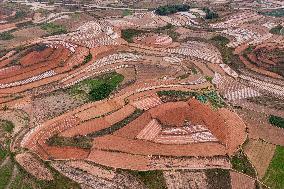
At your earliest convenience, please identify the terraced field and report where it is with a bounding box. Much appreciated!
[0,1,284,188]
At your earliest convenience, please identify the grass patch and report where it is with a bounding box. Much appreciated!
[41,22,67,35]
[0,146,8,160]
[47,135,93,149]
[231,150,256,177]
[68,72,124,102]
[9,172,23,189]
[0,160,13,189]
[269,115,284,128]
[122,9,132,16]
[262,146,284,189]
[127,170,167,189]
[10,153,81,189]
[157,90,225,109]
[0,32,14,40]
[0,120,14,133]
[205,169,231,189]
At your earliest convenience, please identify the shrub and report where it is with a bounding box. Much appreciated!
[270,25,284,35]
[0,32,14,40]
[155,4,190,16]
[82,53,92,65]
[0,120,14,133]
[205,76,213,83]
[14,10,26,19]
[203,7,219,19]
[89,83,114,101]
[269,115,284,128]
[121,29,146,43]
[210,35,229,45]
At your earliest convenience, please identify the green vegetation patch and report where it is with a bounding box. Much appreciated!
[13,160,81,189]
[210,35,230,46]
[263,146,284,189]
[0,120,14,133]
[270,25,284,35]
[127,170,167,189]
[155,4,190,16]
[82,52,92,65]
[157,90,225,109]
[68,72,124,102]
[260,8,284,17]
[0,32,14,40]
[231,150,257,177]
[41,22,67,35]
[122,9,132,16]
[121,29,147,43]
[205,169,231,189]
[203,7,219,19]
[269,115,284,128]
[210,35,243,68]
[0,159,13,189]
[0,146,8,160]
[47,135,93,149]
[121,24,179,43]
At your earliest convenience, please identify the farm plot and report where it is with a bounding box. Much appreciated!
[262,146,284,189]
[51,160,145,189]
[30,91,83,127]
[167,41,223,64]
[230,171,256,189]
[243,139,276,178]
[15,152,53,180]
[235,108,284,146]
[212,73,262,102]
[164,170,207,189]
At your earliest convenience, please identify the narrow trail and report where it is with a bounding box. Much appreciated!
[5,165,18,189]
[0,156,10,168]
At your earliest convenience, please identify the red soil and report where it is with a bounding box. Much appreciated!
[114,111,152,139]
[230,171,256,189]
[239,55,282,79]
[45,146,89,160]
[0,23,16,31]
[186,99,228,145]
[91,98,245,158]
[0,47,70,83]
[217,108,247,155]
[20,47,54,66]
[59,118,110,137]
[88,149,150,170]
[60,105,135,137]
[149,101,191,127]
[92,135,227,157]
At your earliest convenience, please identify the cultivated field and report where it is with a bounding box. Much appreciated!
[0,0,283,188]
